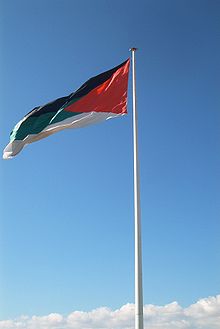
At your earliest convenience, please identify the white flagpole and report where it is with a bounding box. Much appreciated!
[130,47,144,329]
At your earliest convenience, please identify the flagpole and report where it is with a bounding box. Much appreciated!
[129,48,144,329]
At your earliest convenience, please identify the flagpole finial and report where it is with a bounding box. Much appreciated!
[129,47,138,52]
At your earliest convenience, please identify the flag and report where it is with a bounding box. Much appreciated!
[3,58,130,159]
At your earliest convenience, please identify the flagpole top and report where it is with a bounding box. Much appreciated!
[129,47,138,52]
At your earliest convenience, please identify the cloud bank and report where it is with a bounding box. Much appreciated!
[0,295,219,329]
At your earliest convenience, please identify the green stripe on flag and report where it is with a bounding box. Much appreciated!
[10,112,55,141]
[10,110,83,142]
[48,108,82,125]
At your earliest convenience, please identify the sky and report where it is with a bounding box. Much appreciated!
[0,0,220,328]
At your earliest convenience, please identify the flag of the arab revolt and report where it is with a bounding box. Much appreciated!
[3,59,130,159]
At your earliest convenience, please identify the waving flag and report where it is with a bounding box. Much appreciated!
[3,59,130,159]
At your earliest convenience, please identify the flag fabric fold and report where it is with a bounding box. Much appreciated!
[3,58,130,159]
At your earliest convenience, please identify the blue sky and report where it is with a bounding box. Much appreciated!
[0,0,219,325]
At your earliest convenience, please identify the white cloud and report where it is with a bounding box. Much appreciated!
[0,295,219,329]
